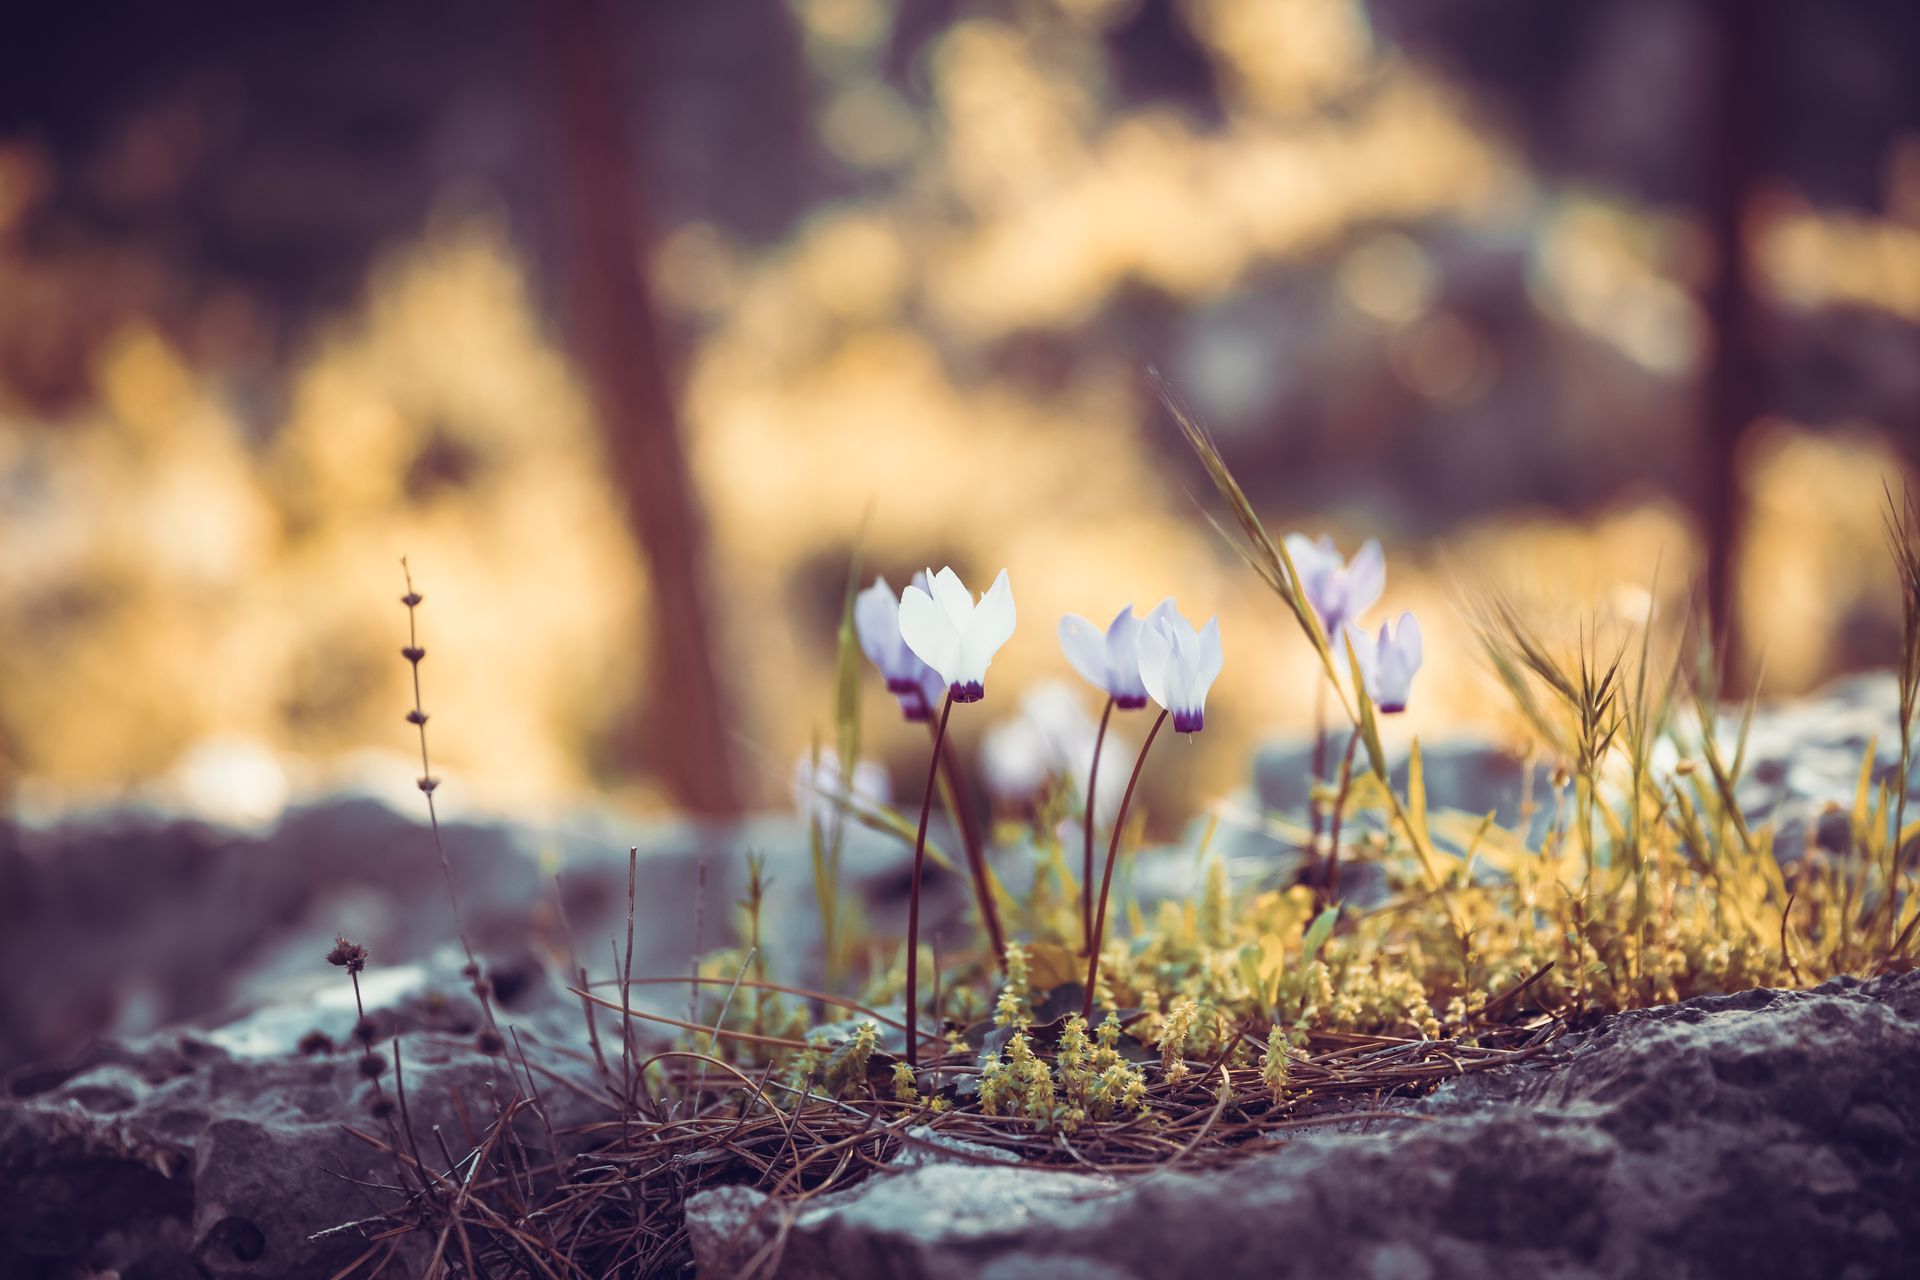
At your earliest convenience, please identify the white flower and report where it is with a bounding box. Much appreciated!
[791,748,891,839]
[856,572,946,721]
[1344,612,1423,714]
[979,715,1054,804]
[898,567,1016,703]
[1284,533,1384,638]
[977,681,1130,819]
[1137,604,1224,733]
[1058,600,1171,708]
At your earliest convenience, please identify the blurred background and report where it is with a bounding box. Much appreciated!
[2,0,1918,828]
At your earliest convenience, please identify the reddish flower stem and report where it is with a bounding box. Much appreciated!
[1081,696,1116,955]
[1082,708,1169,1022]
[905,692,955,1068]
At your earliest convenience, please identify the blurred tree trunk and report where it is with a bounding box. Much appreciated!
[530,0,740,814]
[1701,0,1764,689]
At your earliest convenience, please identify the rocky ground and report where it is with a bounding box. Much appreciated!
[688,970,1920,1279]
[1,674,1914,1277]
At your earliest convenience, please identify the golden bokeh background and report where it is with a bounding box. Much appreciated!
[1,0,1915,822]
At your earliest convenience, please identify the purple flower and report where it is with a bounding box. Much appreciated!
[1344,612,1423,714]
[1137,604,1224,734]
[1284,534,1384,638]
[856,572,947,721]
[1058,600,1171,709]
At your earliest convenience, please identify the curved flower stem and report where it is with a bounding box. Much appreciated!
[1081,696,1116,955]
[1082,708,1169,1022]
[931,721,1006,970]
[906,692,955,1068]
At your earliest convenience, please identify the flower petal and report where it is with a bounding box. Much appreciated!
[1137,615,1174,711]
[1283,532,1325,575]
[899,582,960,683]
[1059,614,1110,691]
[1104,603,1147,698]
[928,566,974,630]
[850,759,892,809]
[1346,539,1386,621]
[854,575,901,672]
[962,568,1017,682]
[1195,616,1224,693]
[1391,611,1422,671]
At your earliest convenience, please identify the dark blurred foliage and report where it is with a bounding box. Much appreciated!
[2,0,1918,805]
[1370,0,1920,212]
[4,1,1915,507]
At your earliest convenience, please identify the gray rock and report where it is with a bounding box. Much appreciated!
[0,799,931,1074]
[1254,734,1551,832]
[688,970,1920,1279]
[0,955,611,1278]
[1254,673,1917,874]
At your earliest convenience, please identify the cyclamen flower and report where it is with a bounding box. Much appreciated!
[898,567,1016,703]
[1344,612,1423,714]
[1137,605,1224,734]
[1284,534,1384,638]
[1058,601,1170,708]
[856,572,946,720]
[979,715,1054,805]
[977,681,1130,820]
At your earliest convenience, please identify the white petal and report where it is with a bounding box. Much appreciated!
[928,566,974,630]
[899,583,960,683]
[1137,617,1174,711]
[1283,533,1326,576]
[1163,624,1195,713]
[1392,611,1422,671]
[1373,612,1422,709]
[850,759,892,809]
[980,717,1051,801]
[1059,614,1110,691]
[1021,680,1094,760]
[1346,539,1386,620]
[1104,604,1147,697]
[854,576,901,671]
[1195,617,1224,694]
[1103,603,1138,657]
[962,568,1017,682]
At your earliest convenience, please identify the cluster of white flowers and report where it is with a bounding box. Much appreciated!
[855,568,1223,730]
[817,544,1420,822]
[828,551,1422,1056]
